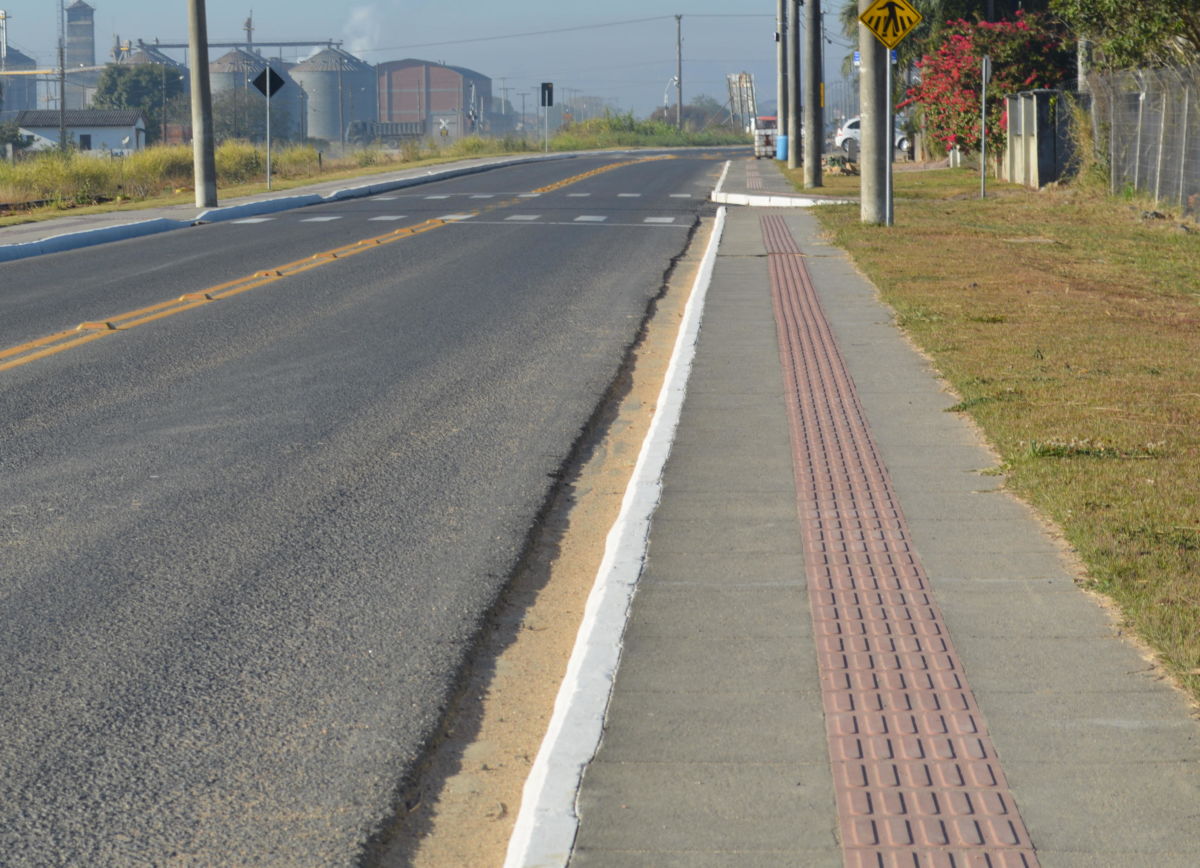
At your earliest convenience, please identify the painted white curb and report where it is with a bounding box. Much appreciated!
[503,205,728,868]
[710,190,853,207]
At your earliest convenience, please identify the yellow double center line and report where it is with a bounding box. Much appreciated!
[0,155,674,374]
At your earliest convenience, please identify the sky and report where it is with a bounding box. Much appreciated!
[0,0,861,118]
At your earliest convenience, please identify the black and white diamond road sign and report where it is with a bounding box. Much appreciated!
[251,67,286,98]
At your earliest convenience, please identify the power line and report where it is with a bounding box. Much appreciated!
[355,16,674,54]
[354,14,776,54]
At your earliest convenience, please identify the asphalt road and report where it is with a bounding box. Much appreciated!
[0,151,729,865]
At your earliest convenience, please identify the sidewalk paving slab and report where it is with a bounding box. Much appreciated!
[567,159,1200,866]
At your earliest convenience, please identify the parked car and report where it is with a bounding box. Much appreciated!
[835,116,909,153]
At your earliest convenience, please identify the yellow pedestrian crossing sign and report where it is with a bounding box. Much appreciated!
[859,0,923,49]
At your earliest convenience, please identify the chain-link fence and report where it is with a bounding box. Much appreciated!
[1089,66,1200,216]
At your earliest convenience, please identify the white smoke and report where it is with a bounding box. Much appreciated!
[343,5,384,57]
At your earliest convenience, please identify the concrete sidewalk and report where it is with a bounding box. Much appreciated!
[566,162,1200,866]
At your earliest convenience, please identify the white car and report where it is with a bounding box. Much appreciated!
[835,116,909,153]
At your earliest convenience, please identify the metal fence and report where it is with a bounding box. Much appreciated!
[1089,65,1200,215]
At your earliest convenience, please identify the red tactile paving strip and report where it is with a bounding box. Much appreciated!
[763,214,1039,868]
[746,162,765,190]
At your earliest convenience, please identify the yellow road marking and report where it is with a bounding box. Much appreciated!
[0,156,676,373]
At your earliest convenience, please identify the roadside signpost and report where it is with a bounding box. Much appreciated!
[540,82,553,153]
[251,66,286,191]
[859,0,922,225]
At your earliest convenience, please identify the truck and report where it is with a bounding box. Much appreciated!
[753,115,777,159]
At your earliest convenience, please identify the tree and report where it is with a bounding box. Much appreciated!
[211,86,292,144]
[93,64,187,145]
[1050,0,1200,68]
[0,120,33,152]
[647,94,731,132]
[900,12,1072,153]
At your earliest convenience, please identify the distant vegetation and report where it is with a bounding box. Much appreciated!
[0,115,745,214]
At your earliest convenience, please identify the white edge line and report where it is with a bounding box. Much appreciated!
[503,205,728,868]
[713,159,731,195]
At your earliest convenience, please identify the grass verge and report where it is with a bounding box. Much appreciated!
[803,165,1200,698]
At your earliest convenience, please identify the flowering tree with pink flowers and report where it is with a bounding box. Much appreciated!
[900,12,1071,154]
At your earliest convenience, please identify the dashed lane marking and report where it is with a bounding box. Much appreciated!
[301,216,343,222]
[505,215,542,221]
[0,154,681,373]
[574,216,607,223]
[643,217,676,224]
[368,215,408,221]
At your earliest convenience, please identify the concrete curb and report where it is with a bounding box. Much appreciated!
[0,218,186,263]
[503,206,728,868]
[0,153,582,264]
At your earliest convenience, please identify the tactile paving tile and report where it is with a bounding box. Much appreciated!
[762,214,1039,867]
[746,162,766,190]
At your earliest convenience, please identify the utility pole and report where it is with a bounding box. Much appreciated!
[776,0,788,156]
[675,15,683,130]
[187,0,217,207]
[57,0,65,150]
[803,0,823,187]
[787,0,800,170]
[858,0,887,224]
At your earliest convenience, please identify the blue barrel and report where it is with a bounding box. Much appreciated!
[776,134,788,161]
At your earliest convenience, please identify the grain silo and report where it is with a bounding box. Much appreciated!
[291,47,375,146]
[0,40,39,122]
[209,47,266,97]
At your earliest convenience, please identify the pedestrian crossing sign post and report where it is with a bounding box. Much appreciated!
[859,0,922,50]
[858,0,922,227]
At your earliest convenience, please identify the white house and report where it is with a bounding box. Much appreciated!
[15,109,147,155]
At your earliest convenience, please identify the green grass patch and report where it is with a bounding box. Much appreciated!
[813,165,1200,698]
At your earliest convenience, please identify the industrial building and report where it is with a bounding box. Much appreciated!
[0,35,39,121]
[377,59,491,141]
[65,0,98,109]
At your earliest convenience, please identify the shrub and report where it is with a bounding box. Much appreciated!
[215,140,263,184]
[272,144,321,178]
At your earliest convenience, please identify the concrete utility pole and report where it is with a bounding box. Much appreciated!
[675,15,683,130]
[776,0,788,153]
[187,0,217,207]
[787,0,800,170]
[803,0,823,187]
[858,0,887,224]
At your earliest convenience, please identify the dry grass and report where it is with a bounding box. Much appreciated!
[808,166,1200,697]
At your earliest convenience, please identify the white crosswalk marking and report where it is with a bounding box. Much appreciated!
[505,215,541,221]
[301,216,343,222]
[574,216,607,222]
[231,217,275,224]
